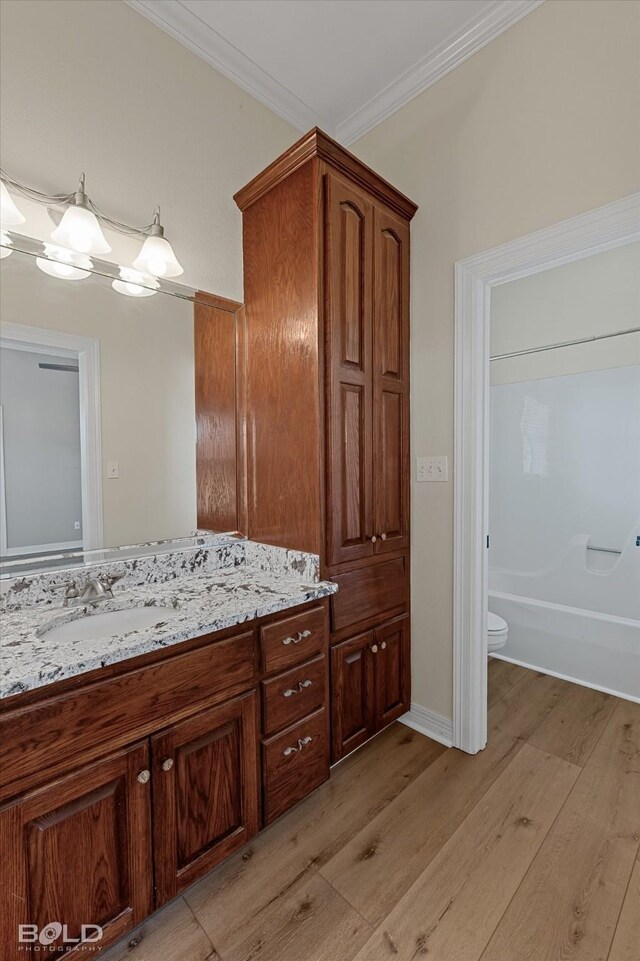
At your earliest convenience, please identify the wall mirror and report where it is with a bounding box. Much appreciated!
[0,235,239,576]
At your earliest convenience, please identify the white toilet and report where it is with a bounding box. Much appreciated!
[487,612,509,653]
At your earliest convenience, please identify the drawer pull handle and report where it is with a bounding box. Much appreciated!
[282,736,313,757]
[282,629,312,646]
[283,679,313,697]
[161,758,174,772]
[137,769,151,784]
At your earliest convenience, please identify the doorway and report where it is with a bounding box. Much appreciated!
[453,193,640,754]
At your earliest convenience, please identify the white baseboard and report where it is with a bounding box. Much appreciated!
[400,703,454,748]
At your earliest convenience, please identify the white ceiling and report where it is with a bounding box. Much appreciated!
[127,0,543,144]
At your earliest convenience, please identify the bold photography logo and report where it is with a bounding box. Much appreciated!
[18,922,104,952]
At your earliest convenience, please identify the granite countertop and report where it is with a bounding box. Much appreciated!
[0,537,337,699]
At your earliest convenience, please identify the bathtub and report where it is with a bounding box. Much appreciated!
[488,528,640,702]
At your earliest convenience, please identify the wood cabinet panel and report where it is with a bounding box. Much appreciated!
[330,556,407,632]
[375,614,410,729]
[326,172,375,567]
[373,207,409,555]
[262,654,326,736]
[242,160,323,555]
[0,742,152,960]
[262,707,329,824]
[375,387,406,550]
[330,632,375,762]
[195,299,240,533]
[151,692,259,904]
[0,631,256,801]
[260,604,326,674]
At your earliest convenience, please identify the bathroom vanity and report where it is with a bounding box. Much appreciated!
[0,536,336,957]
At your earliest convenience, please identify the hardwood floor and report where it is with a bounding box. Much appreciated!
[101,663,639,961]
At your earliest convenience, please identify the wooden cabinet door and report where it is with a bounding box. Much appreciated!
[325,172,376,567]
[151,691,259,905]
[330,631,375,762]
[0,742,152,961]
[372,206,410,555]
[374,614,410,730]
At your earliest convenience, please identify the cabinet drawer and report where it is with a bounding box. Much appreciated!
[262,707,329,823]
[262,655,326,736]
[331,557,407,632]
[260,605,326,674]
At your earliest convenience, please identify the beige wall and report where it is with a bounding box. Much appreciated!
[490,241,640,385]
[352,0,640,718]
[0,0,297,299]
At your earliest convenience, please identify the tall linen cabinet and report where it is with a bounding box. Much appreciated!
[235,129,417,762]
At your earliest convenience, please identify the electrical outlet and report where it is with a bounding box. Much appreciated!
[416,456,448,482]
[74,521,81,530]
[107,461,119,479]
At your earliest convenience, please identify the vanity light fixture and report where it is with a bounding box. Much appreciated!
[0,170,184,285]
[50,174,111,256]
[112,266,160,298]
[133,210,184,278]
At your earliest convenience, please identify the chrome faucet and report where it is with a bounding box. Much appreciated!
[79,576,116,604]
[53,573,124,607]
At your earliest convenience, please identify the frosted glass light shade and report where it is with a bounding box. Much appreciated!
[0,231,13,258]
[133,234,183,278]
[36,244,93,281]
[112,266,159,298]
[0,181,26,227]
[51,204,112,255]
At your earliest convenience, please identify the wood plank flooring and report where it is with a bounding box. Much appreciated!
[101,663,639,961]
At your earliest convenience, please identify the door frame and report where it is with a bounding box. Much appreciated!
[0,322,103,553]
[453,192,640,754]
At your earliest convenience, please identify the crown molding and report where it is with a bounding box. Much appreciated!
[336,0,545,146]
[124,0,330,134]
[126,0,543,147]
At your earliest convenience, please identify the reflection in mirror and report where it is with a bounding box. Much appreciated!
[0,239,238,573]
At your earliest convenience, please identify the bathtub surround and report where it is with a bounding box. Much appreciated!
[490,366,640,578]
[0,534,335,697]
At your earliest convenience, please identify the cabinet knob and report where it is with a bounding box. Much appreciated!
[370,644,379,654]
[380,533,387,541]
[136,769,151,784]
[380,641,387,650]
[370,535,377,543]
[161,758,174,772]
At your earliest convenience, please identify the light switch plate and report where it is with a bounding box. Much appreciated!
[417,456,448,482]
[107,461,119,479]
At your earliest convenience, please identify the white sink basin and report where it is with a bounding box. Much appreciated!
[40,606,180,642]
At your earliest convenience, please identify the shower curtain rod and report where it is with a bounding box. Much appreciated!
[489,326,640,361]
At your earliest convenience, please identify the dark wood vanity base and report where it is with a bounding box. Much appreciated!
[0,599,330,959]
